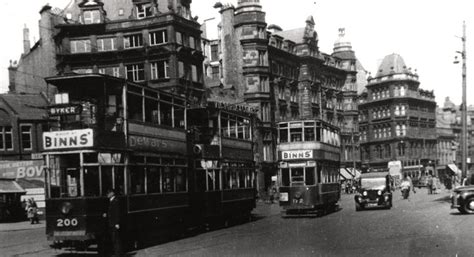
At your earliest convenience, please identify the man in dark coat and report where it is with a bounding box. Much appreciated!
[107,188,122,256]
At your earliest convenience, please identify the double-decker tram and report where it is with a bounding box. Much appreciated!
[42,74,257,252]
[277,120,341,217]
[187,101,257,226]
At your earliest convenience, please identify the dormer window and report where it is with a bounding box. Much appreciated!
[83,10,101,24]
[136,3,152,19]
[78,0,104,24]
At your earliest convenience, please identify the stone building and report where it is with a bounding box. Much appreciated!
[331,29,367,178]
[436,96,474,180]
[9,0,204,102]
[358,53,437,178]
[205,0,354,192]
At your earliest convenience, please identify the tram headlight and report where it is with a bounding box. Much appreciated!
[61,202,73,215]
[362,191,367,196]
[377,190,382,196]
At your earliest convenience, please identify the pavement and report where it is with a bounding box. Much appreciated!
[0,220,45,232]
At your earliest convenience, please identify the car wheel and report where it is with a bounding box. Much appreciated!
[461,197,474,214]
[355,203,362,212]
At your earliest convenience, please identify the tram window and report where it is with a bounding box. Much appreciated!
[130,166,145,194]
[130,155,145,164]
[83,153,98,164]
[176,168,186,192]
[229,119,237,138]
[316,166,322,184]
[290,128,302,142]
[237,118,244,139]
[163,167,175,192]
[160,102,173,126]
[63,168,81,197]
[291,168,304,184]
[145,97,159,123]
[114,166,125,195]
[281,168,290,186]
[207,170,215,191]
[174,105,185,128]
[146,167,161,193]
[304,127,315,141]
[279,127,288,143]
[245,170,251,188]
[221,115,229,137]
[222,168,230,189]
[101,166,113,196]
[215,170,221,190]
[84,167,100,196]
[239,170,246,188]
[128,93,143,121]
[305,167,315,185]
[316,126,321,141]
[230,170,238,188]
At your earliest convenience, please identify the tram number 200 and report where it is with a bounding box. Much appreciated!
[56,218,78,227]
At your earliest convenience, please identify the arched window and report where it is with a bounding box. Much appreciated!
[400,86,406,96]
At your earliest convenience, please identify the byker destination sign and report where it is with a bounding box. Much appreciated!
[43,129,93,150]
[282,150,313,160]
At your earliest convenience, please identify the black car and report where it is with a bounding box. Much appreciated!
[355,172,392,211]
[451,185,474,214]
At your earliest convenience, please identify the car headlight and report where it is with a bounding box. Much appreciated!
[377,190,382,196]
[363,191,367,196]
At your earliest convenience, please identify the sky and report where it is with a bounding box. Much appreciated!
[1,0,473,107]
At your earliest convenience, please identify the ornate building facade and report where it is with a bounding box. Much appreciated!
[359,54,437,175]
[206,0,354,192]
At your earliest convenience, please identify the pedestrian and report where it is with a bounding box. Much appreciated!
[26,198,39,224]
[426,172,433,194]
[106,188,123,257]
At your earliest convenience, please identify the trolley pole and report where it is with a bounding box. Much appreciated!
[461,21,467,178]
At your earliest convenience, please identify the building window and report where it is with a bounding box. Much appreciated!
[210,45,218,61]
[70,39,91,53]
[21,125,32,150]
[136,3,152,19]
[151,61,169,80]
[124,34,143,49]
[0,126,13,150]
[83,10,101,24]
[98,66,120,77]
[149,30,168,45]
[261,103,270,122]
[211,66,219,79]
[260,77,269,92]
[126,64,145,82]
[189,36,196,49]
[97,37,117,51]
[290,88,297,102]
[176,32,183,45]
[178,61,185,77]
[118,8,124,16]
[263,143,272,161]
[191,65,198,82]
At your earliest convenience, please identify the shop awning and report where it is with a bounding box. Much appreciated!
[339,168,353,180]
[0,179,26,194]
[447,164,462,175]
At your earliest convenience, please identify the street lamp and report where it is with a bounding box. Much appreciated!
[454,21,467,178]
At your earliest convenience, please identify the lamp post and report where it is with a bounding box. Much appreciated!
[454,21,467,178]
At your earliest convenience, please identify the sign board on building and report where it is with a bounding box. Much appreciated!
[0,160,45,180]
[43,129,93,150]
[48,104,82,116]
[129,135,186,153]
[282,150,313,160]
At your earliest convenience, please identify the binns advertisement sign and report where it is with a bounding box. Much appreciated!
[0,160,45,180]
[43,129,93,150]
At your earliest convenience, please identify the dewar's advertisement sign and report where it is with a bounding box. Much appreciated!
[43,129,93,150]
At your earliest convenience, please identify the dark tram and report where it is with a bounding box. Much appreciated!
[42,74,257,251]
[277,120,341,217]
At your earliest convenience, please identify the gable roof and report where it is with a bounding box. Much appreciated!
[274,28,306,44]
[0,94,49,120]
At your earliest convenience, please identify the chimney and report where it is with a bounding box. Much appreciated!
[23,24,31,55]
[8,60,18,93]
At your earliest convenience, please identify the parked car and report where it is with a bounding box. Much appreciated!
[355,172,392,211]
[451,185,474,214]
